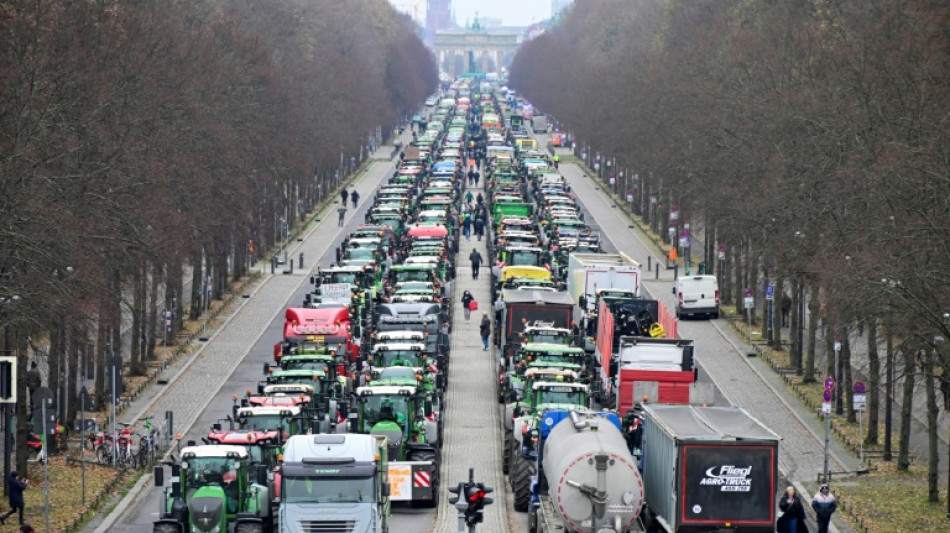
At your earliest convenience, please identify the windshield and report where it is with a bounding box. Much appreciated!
[346,249,375,260]
[510,251,542,266]
[529,334,569,344]
[395,270,430,282]
[376,351,424,367]
[183,457,241,508]
[362,396,409,433]
[536,387,586,406]
[283,475,375,504]
[281,360,331,374]
[240,414,292,433]
[323,273,358,284]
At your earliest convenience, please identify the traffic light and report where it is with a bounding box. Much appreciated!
[448,482,466,505]
[464,482,494,526]
[0,356,16,403]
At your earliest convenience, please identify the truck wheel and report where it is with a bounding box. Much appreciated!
[528,505,538,532]
[153,524,181,533]
[235,523,264,533]
[511,446,534,512]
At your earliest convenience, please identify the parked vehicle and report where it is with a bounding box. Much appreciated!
[672,275,719,319]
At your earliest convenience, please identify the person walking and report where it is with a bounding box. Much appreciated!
[1,471,27,525]
[461,290,474,322]
[465,190,474,205]
[474,217,485,241]
[811,484,837,533]
[351,190,360,208]
[777,486,807,533]
[470,249,483,280]
[468,169,475,186]
[462,215,473,241]
[480,313,491,351]
[473,171,480,186]
[337,203,347,227]
[340,188,349,205]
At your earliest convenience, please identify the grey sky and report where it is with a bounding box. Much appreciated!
[450,0,551,27]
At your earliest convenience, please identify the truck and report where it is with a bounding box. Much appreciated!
[152,445,271,533]
[528,410,645,533]
[498,289,575,363]
[278,434,390,533]
[568,252,641,314]
[639,405,780,533]
[532,115,547,133]
[613,337,698,414]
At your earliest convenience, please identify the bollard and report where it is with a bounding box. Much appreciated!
[271,257,276,274]
[300,252,304,268]
[647,256,652,271]
[674,264,679,280]
[290,259,294,273]
[655,262,660,280]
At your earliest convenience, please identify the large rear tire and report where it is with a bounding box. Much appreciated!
[502,426,512,474]
[235,522,264,533]
[153,523,181,533]
[511,440,534,512]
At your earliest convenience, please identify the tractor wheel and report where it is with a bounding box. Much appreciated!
[235,522,264,533]
[153,524,181,533]
[528,505,539,532]
[511,442,534,512]
[502,426,512,474]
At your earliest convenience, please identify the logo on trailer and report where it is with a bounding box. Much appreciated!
[413,471,431,488]
[699,465,752,492]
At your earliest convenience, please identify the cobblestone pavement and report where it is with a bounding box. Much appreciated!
[85,145,407,532]
[556,161,860,480]
[431,182,511,533]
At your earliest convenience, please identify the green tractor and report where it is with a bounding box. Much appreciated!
[152,445,271,533]
[353,385,440,507]
[498,343,588,403]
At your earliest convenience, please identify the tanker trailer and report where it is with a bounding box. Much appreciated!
[529,410,645,533]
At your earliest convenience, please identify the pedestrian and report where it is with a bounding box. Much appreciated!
[480,313,491,351]
[781,293,791,327]
[811,484,837,533]
[351,190,360,208]
[476,192,484,206]
[461,290,474,322]
[474,217,485,241]
[340,188,349,205]
[777,486,807,533]
[468,169,475,186]
[462,215,472,241]
[1,471,27,525]
[26,362,40,411]
[474,171,480,186]
[337,203,347,227]
[470,249,483,280]
[465,190,474,204]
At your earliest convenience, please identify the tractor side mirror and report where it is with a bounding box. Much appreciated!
[382,482,391,497]
[424,400,433,417]
[263,363,271,375]
[310,275,316,285]
[153,466,164,487]
[212,423,221,431]
[671,287,676,295]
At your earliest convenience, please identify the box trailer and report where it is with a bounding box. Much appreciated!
[640,405,780,533]
[568,252,641,313]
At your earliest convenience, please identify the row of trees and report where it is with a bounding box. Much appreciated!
[511,0,949,499]
[0,0,437,473]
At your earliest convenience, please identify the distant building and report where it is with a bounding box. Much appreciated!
[551,0,574,16]
[479,16,503,28]
[425,0,454,44]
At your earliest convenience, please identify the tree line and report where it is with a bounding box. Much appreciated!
[0,0,436,473]
[511,0,949,500]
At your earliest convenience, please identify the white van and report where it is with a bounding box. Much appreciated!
[673,275,719,319]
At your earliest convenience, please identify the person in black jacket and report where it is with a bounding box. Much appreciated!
[1,471,28,525]
[777,486,808,533]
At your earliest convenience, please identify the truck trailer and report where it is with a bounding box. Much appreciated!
[568,252,641,314]
[639,405,780,533]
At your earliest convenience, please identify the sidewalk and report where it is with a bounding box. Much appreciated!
[432,182,511,533]
[82,140,409,532]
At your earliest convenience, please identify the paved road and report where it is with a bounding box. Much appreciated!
[96,145,437,533]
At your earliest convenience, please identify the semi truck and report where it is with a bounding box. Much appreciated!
[528,410,645,533]
[567,252,641,314]
[278,434,390,533]
[639,404,780,533]
[532,115,547,133]
[613,337,698,414]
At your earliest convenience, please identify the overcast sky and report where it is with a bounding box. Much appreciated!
[444,0,552,27]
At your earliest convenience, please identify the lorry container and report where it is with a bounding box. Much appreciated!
[568,252,641,313]
[640,405,779,533]
[499,289,574,364]
[532,115,547,133]
[615,338,696,414]
[279,434,390,533]
[530,410,644,533]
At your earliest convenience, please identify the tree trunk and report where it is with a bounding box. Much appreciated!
[804,287,818,383]
[15,331,29,476]
[790,280,801,369]
[190,249,203,320]
[825,325,835,379]
[924,344,939,502]
[733,244,743,316]
[771,276,784,349]
[865,318,879,445]
[49,325,62,419]
[897,346,915,471]
[94,318,107,410]
[130,263,143,374]
[66,328,80,423]
[843,332,855,423]
[146,262,160,361]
